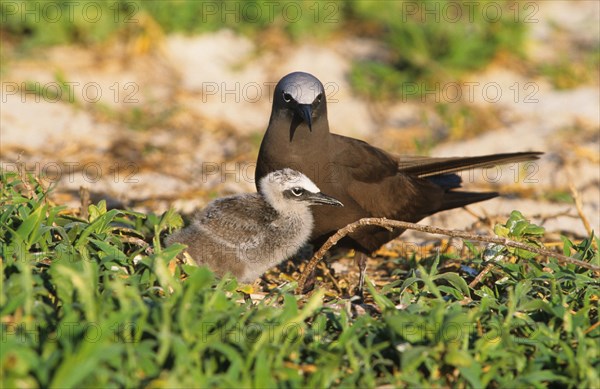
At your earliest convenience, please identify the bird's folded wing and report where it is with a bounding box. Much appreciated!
[328,135,444,219]
[330,134,400,182]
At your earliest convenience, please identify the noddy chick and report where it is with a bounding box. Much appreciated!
[165,168,343,282]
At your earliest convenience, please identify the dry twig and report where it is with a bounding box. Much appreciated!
[79,186,90,220]
[569,182,594,237]
[468,263,496,288]
[120,236,154,255]
[296,218,600,293]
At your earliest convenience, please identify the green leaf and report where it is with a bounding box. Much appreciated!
[445,349,474,367]
[494,224,509,238]
[523,224,545,236]
[15,203,47,249]
[88,200,107,221]
[75,209,121,249]
[89,238,128,262]
[433,272,471,299]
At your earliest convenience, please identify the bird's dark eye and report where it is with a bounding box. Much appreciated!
[315,93,323,103]
[283,92,293,103]
[291,187,304,197]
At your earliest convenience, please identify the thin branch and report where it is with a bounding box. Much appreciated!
[120,236,154,255]
[16,156,36,198]
[297,218,600,293]
[468,263,496,288]
[584,320,599,335]
[79,186,90,220]
[569,182,594,238]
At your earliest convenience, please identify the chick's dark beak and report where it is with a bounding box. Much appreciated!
[308,192,343,207]
[297,104,313,131]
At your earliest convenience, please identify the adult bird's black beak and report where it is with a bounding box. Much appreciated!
[297,104,313,131]
[307,192,343,207]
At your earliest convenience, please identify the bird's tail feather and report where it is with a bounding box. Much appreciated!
[437,191,499,212]
[398,151,542,178]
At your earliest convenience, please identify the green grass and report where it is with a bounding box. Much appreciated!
[348,0,527,100]
[1,0,342,49]
[539,55,599,90]
[1,170,599,387]
[2,0,526,101]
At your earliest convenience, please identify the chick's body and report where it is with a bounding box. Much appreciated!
[166,193,312,282]
[165,169,342,282]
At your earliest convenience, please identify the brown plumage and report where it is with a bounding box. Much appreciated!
[256,71,542,295]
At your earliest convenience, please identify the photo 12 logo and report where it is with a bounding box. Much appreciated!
[200,81,340,104]
[1,161,139,184]
[199,1,340,24]
[1,321,140,344]
[1,1,140,24]
[401,82,540,104]
[400,1,539,23]
[2,81,140,104]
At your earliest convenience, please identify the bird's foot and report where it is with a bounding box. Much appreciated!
[352,251,369,303]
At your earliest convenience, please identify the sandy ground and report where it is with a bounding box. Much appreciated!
[1,1,598,242]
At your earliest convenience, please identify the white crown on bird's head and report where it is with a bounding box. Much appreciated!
[275,72,326,105]
[260,168,320,194]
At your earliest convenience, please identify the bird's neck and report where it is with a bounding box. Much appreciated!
[281,207,314,237]
[268,116,330,154]
[257,113,331,186]
[267,197,314,227]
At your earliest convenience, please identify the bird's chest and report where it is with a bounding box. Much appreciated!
[267,141,334,186]
[269,214,311,248]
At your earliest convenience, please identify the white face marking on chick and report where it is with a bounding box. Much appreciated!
[259,168,321,213]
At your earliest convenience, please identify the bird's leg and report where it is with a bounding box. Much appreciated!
[354,251,368,301]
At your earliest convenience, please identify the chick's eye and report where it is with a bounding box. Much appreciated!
[291,187,304,197]
[283,92,293,103]
[315,93,323,103]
